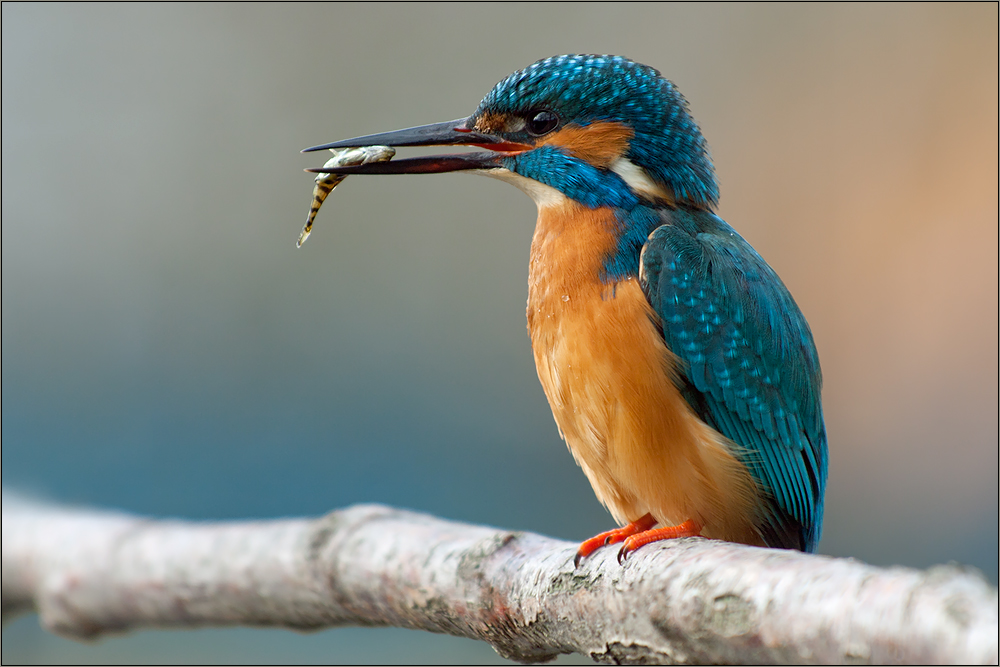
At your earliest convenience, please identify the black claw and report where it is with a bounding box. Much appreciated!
[603,535,612,546]
[617,545,629,566]
[573,552,584,569]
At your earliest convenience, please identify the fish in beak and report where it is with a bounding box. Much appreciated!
[302,116,529,176]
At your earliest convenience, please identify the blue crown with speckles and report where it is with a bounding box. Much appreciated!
[475,54,719,209]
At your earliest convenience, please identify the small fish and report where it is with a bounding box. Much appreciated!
[298,145,396,247]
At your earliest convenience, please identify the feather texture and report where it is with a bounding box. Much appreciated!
[527,198,763,546]
[639,207,828,551]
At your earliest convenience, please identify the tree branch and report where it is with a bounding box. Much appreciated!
[2,494,996,664]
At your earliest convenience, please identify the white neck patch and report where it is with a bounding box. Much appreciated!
[610,157,672,202]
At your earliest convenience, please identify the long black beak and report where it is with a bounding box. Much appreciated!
[302,117,528,175]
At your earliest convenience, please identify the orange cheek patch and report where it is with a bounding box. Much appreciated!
[540,122,634,168]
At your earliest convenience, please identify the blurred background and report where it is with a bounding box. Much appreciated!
[3,3,997,664]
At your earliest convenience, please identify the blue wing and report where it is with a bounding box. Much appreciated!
[639,207,828,551]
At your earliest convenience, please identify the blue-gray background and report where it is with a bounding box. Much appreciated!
[3,4,997,664]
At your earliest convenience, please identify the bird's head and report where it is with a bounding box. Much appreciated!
[305,54,718,211]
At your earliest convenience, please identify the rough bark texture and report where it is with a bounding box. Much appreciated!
[2,495,997,664]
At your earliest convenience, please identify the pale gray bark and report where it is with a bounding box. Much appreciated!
[2,495,996,664]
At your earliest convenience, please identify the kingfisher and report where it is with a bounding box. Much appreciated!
[304,54,828,563]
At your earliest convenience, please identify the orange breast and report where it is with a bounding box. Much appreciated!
[526,200,763,545]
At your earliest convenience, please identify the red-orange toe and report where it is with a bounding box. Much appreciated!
[573,513,658,567]
[616,519,702,564]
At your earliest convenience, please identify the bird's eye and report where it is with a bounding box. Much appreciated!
[525,110,559,136]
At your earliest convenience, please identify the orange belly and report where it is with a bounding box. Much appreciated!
[526,200,763,545]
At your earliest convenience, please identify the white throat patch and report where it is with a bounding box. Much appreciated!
[474,159,670,210]
[478,167,568,209]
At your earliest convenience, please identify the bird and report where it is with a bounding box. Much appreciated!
[303,54,828,564]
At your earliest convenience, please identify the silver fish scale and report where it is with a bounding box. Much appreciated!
[298,145,396,247]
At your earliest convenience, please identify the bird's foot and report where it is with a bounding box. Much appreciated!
[616,519,701,565]
[573,513,657,568]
